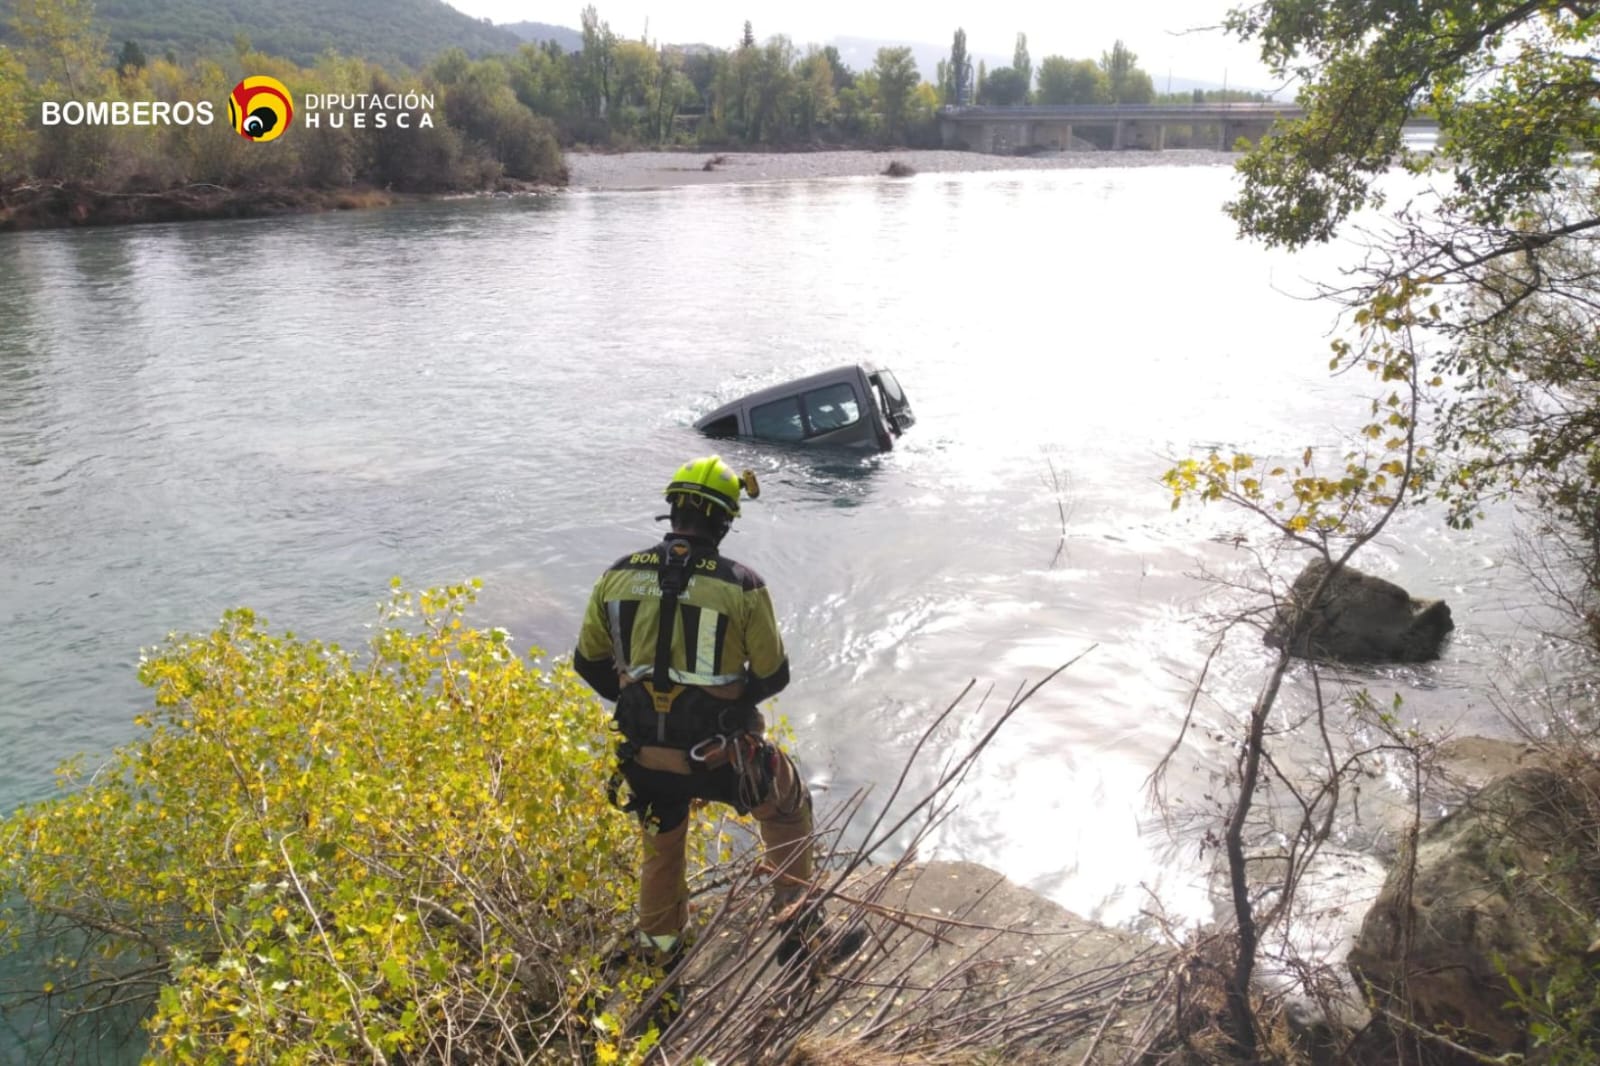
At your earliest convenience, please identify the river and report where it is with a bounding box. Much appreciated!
[0,158,1584,956]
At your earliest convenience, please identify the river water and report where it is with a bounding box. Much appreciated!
[0,159,1585,945]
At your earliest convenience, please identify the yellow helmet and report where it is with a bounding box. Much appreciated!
[665,455,753,519]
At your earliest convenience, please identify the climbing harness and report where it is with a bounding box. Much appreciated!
[641,537,694,744]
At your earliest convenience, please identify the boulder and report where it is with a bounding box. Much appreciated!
[1265,558,1454,662]
[1348,765,1600,1054]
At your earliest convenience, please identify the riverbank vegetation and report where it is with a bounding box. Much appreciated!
[0,581,1144,1064]
[0,0,1275,228]
[1160,0,1600,1060]
[0,583,677,1062]
[0,0,567,225]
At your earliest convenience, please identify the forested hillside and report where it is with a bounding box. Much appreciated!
[85,0,524,67]
[502,20,582,53]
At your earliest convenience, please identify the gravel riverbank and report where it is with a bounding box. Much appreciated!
[563,147,1241,190]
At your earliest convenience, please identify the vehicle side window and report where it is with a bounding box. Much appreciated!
[699,414,739,438]
[802,383,860,434]
[750,396,805,441]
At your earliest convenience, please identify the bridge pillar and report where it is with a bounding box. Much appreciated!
[1112,120,1125,150]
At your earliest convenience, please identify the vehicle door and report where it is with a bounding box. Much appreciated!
[746,375,877,449]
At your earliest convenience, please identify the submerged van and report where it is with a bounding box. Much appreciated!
[694,364,916,451]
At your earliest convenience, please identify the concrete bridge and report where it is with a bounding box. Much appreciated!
[938,103,1306,153]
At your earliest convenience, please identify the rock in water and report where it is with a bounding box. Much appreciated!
[1265,558,1454,662]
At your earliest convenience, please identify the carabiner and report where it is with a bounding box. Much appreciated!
[689,734,729,764]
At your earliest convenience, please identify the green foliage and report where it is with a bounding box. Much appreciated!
[976,66,1027,107]
[1507,954,1600,1064]
[8,0,106,96]
[1011,33,1031,104]
[1099,40,1152,104]
[1225,0,1600,547]
[441,58,563,180]
[576,4,614,123]
[1163,274,1429,541]
[1036,56,1107,105]
[792,47,838,137]
[3,29,565,191]
[872,46,919,143]
[85,0,523,69]
[942,27,971,106]
[0,582,668,1063]
[0,46,36,179]
[114,37,144,72]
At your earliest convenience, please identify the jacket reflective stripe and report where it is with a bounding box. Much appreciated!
[578,539,784,689]
[694,607,719,678]
[607,601,626,667]
[621,663,744,686]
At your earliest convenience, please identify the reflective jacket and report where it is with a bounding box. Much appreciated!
[573,534,790,705]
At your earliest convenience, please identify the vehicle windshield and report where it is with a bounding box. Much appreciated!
[874,371,907,407]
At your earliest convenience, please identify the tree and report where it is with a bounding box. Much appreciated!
[746,35,797,142]
[794,46,838,136]
[442,61,563,181]
[741,19,755,50]
[1036,55,1107,105]
[976,65,1027,106]
[115,38,145,74]
[819,44,852,90]
[430,46,470,86]
[0,46,34,181]
[943,27,972,105]
[507,41,575,124]
[1215,6,1600,1048]
[1226,0,1600,547]
[872,45,919,143]
[1099,39,1152,104]
[8,0,104,97]
[610,38,659,137]
[578,4,615,121]
[649,46,693,143]
[835,71,877,138]
[1011,32,1031,103]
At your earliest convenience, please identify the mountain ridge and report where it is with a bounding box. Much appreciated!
[80,0,524,69]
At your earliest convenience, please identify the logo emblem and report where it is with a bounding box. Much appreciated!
[228,76,293,141]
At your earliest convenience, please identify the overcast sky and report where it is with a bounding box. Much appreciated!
[444,0,1287,91]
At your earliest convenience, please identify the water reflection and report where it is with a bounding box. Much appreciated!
[755,445,887,510]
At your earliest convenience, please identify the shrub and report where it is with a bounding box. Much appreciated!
[0,581,668,1064]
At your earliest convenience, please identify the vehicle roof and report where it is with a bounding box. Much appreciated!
[695,363,884,427]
